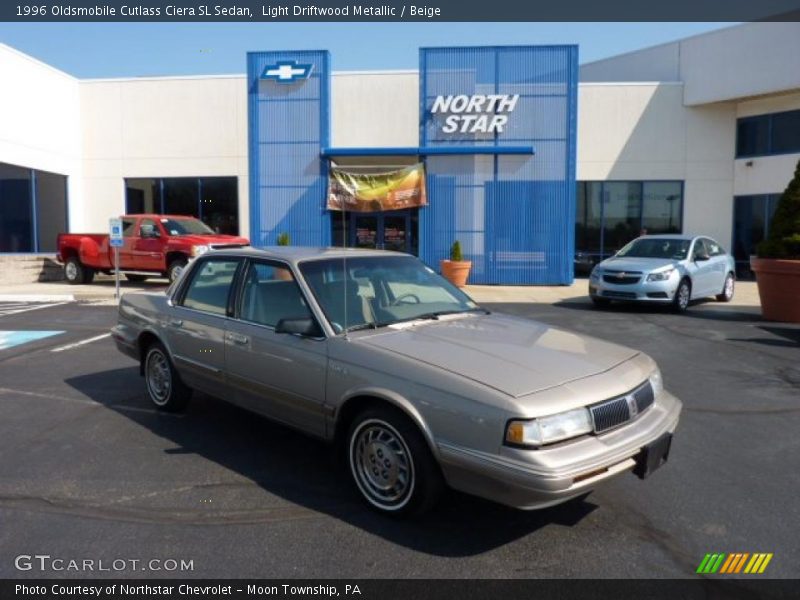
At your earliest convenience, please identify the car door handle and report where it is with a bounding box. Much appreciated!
[168,318,183,328]
[228,332,249,345]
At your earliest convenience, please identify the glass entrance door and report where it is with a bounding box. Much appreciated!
[349,211,412,252]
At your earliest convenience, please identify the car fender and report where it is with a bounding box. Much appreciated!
[336,385,439,458]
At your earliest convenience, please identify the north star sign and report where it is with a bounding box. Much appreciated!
[431,94,520,134]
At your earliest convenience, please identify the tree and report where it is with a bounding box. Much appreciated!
[758,158,800,259]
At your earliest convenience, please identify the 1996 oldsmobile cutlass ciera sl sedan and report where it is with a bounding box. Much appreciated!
[112,247,682,516]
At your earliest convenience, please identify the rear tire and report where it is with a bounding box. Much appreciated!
[125,274,149,283]
[167,258,188,283]
[64,257,93,284]
[347,405,443,517]
[143,341,191,412]
[716,273,735,302]
[673,278,691,313]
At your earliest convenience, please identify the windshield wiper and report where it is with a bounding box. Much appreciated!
[395,307,491,324]
[345,321,391,333]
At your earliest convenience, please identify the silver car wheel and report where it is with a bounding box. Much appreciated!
[65,261,78,281]
[350,419,415,511]
[677,282,690,310]
[724,275,734,300]
[146,349,172,406]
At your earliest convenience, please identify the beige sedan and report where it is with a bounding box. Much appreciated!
[112,247,681,516]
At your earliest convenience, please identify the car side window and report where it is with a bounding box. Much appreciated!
[180,259,240,316]
[239,262,312,328]
[692,239,707,259]
[122,218,136,237]
[705,238,724,256]
[139,218,160,238]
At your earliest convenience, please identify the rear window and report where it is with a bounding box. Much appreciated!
[180,259,239,316]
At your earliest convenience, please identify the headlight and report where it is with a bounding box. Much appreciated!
[191,244,209,257]
[590,267,603,280]
[646,268,675,282]
[649,367,664,398]
[506,407,593,447]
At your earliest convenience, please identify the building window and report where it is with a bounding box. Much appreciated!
[732,194,780,279]
[124,177,239,235]
[736,109,800,158]
[574,180,683,272]
[0,162,68,253]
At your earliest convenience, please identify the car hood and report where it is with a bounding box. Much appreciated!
[168,234,250,246]
[600,256,678,272]
[358,313,639,398]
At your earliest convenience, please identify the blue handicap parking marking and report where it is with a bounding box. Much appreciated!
[0,331,64,350]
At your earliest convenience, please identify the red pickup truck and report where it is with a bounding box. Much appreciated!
[57,214,249,284]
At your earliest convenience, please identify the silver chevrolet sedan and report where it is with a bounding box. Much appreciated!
[589,235,736,312]
[112,247,681,516]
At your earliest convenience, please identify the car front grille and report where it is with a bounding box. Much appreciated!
[589,380,655,434]
[603,270,641,285]
[602,290,637,299]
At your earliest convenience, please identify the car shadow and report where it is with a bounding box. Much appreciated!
[727,325,800,348]
[64,367,597,557]
[548,298,762,323]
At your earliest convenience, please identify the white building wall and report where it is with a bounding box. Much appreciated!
[577,82,737,247]
[79,75,249,234]
[0,44,83,230]
[331,71,419,148]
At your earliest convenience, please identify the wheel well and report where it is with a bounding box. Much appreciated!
[137,331,161,375]
[166,252,187,268]
[333,395,429,450]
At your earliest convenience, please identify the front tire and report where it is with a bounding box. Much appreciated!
[347,406,443,516]
[716,273,735,302]
[673,278,691,313]
[144,342,191,412]
[167,258,188,283]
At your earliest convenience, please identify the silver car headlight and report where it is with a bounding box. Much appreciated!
[590,267,603,281]
[191,244,209,257]
[506,407,593,447]
[646,268,675,282]
[649,367,664,398]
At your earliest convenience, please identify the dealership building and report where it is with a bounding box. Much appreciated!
[1,22,799,283]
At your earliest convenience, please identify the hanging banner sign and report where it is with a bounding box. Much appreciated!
[327,163,427,212]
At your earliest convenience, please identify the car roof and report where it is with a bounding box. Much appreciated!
[206,246,413,265]
[124,214,198,219]
[638,234,699,241]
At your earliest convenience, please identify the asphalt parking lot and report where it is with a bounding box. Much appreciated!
[0,294,798,579]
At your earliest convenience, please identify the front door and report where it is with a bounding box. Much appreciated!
[349,211,412,253]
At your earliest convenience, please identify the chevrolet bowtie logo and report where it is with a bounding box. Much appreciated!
[260,60,314,83]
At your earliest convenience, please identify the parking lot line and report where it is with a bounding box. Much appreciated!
[0,301,69,318]
[50,332,112,353]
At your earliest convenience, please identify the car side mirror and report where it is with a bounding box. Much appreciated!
[275,317,322,338]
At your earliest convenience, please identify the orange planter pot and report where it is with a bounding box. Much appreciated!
[440,259,472,288]
[750,258,800,323]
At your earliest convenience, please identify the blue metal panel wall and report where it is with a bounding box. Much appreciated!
[419,46,578,284]
[247,51,330,247]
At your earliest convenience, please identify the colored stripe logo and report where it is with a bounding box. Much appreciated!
[697,553,773,574]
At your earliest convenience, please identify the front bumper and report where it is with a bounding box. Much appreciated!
[437,391,682,510]
[589,276,678,303]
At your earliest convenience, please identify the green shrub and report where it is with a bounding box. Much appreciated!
[450,240,463,262]
[276,232,290,246]
[758,159,800,259]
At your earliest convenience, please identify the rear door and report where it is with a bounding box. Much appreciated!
[166,257,242,398]
[225,260,328,437]
[119,217,138,269]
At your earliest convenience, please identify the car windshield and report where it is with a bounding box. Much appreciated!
[159,218,215,236]
[616,238,691,260]
[299,255,482,333]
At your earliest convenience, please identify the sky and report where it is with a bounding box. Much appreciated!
[0,22,736,78]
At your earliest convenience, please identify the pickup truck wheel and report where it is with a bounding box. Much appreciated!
[144,342,191,412]
[64,257,85,285]
[167,258,188,283]
[347,406,443,517]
